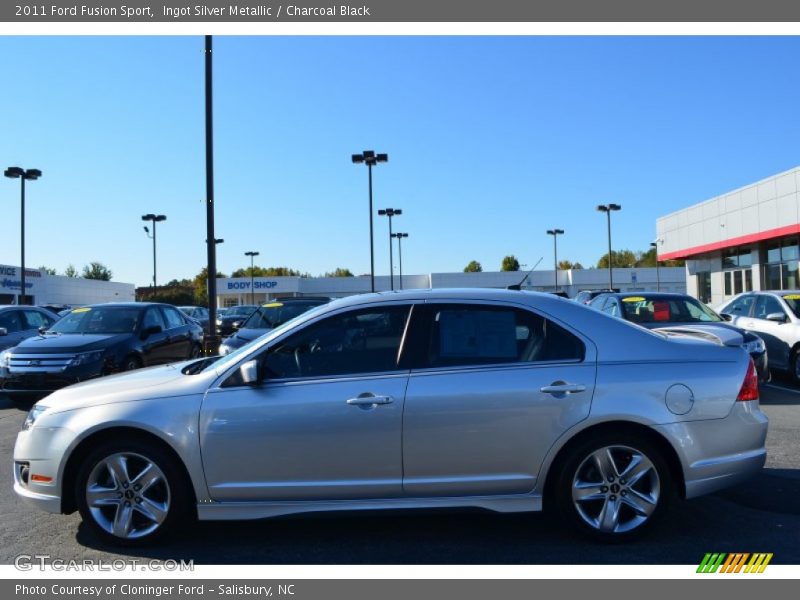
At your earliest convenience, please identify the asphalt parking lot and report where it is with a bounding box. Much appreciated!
[0,377,798,566]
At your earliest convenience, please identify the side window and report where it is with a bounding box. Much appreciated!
[754,295,786,320]
[589,296,607,310]
[0,310,23,333]
[726,295,754,316]
[23,310,53,330]
[602,301,619,317]
[419,304,584,369]
[261,305,411,379]
[142,308,166,331]
[162,307,186,330]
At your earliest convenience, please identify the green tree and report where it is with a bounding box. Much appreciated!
[558,260,583,270]
[464,260,483,273]
[193,267,228,305]
[38,266,57,276]
[324,268,354,277]
[64,264,79,278]
[82,262,113,281]
[597,249,638,269]
[500,255,520,272]
[230,266,301,278]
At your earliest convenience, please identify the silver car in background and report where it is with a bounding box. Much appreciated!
[718,290,800,383]
[13,289,767,545]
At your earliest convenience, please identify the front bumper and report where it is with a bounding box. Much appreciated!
[1,363,105,395]
[654,400,768,499]
[13,425,74,514]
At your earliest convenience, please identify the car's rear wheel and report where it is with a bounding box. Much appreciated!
[75,438,190,545]
[554,433,673,541]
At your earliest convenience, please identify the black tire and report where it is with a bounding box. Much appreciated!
[790,348,800,385]
[552,431,674,542]
[122,355,142,372]
[75,436,192,546]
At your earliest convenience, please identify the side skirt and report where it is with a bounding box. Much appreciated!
[197,493,542,521]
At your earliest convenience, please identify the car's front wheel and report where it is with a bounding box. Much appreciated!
[75,438,190,545]
[554,433,673,541]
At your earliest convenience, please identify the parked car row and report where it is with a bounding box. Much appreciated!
[12,288,767,547]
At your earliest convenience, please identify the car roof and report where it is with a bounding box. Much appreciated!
[605,292,694,300]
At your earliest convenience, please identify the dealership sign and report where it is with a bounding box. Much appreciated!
[0,265,42,291]
[226,280,279,290]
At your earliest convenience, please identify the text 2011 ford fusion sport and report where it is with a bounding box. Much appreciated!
[13,289,767,545]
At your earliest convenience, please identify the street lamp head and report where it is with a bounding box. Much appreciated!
[142,214,155,221]
[609,203,622,211]
[376,153,388,163]
[245,251,260,257]
[24,169,42,180]
[392,232,408,239]
[351,154,364,164]
[4,166,24,179]
[143,226,150,234]
[379,208,401,217]
[650,241,658,248]
[546,229,565,236]
[154,214,167,222]
[362,150,375,160]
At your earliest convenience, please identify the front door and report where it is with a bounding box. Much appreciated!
[199,303,413,501]
[402,301,596,497]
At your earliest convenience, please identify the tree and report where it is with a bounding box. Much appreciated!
[324,268,354,277]
[230,266,301,278]
[82,262,112,281]
[193,267,228,306]
[464,260,483,273]
[64,264,79,278]
[38,266,57,276]
[500,255,520,272]
[558,260,583,270]
[597,249,638,269]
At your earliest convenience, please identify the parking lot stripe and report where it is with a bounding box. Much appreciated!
[764,383,800,395]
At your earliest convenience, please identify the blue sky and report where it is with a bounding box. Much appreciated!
[2,36,800,287]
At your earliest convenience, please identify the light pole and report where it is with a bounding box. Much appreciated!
[378,208,402,291]
[650,241,661,292]
[142,214,166,293]
[391,232,408,290]
[597,203,622,290]
[4,167,41,305]
[546,228,564,291]
[245,251,260,304]
[352,150,388,292]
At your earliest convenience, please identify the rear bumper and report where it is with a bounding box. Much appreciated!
[654,400,768,499]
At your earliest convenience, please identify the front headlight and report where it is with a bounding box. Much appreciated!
[22,405,48,431]
[743,337,766,355]
[0,350,11,369]
[68,350,105,367]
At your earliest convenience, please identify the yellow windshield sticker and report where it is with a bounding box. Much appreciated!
[262,302,283,308]
[71,307,91,313]
[622,296,645,302]
[784,294,800,300]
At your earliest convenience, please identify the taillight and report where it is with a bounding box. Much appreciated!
[737,359,759,402]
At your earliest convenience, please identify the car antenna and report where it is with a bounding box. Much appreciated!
[508,256,543,290]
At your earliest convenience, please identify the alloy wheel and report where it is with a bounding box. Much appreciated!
[571,445,660,534]
[85,452,171,540]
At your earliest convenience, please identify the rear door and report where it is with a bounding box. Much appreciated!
[139,307,170,365]
[0,310,27,350]
[160,306,191,360]
[748,294,791,369]
[401,301,596,497]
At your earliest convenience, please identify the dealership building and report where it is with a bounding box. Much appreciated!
[215,266,685,306]
[0,264,135,305]
[657,165,800,306]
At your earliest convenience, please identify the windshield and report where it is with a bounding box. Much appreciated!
[50,307,141,334]
[224,305,256,317]
[620,296,722,324]
[781,294,800,318]
[199,303,330,375]
[242,301,324,329]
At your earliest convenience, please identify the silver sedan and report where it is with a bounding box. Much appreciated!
[13,289,767,544]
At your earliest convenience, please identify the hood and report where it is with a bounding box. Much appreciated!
[36,361,213,414]
[10,333,132,354]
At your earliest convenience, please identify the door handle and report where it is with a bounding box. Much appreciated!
[346,394,394,406]
[540,382,586,395]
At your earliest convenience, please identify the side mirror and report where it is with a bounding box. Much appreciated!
[720,313,733,322]
[766,312,787,323]
[232,320,243,331]
[0,327,7,336]
[240,359,260,385]
[38,326,47,334]
[141,325,163,339]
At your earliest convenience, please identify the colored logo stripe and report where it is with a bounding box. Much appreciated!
[697,553,772,573]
